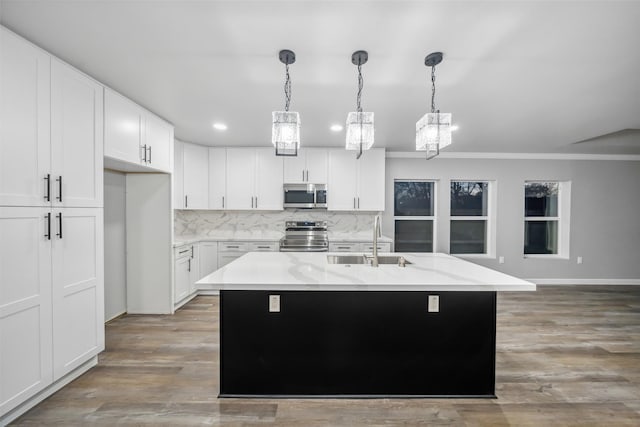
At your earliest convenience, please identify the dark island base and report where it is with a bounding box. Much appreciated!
[220,290,496,397]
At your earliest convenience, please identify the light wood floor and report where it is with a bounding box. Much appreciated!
[11,286,640,426]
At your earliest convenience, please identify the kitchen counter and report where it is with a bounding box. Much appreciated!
[196,251,535,292]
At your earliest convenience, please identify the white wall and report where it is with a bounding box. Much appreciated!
[104,170,127,321]
[384,157,640,283]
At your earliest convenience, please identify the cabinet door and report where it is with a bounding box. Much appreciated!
[0,28,51,207]
[145,114,173,173]
[174,256,190,304]
[51,60,103,208]
[255,148,283,210]
[328,149,357,210]
[188,245,200,295]
[218,252,244,268]
[0,207,53,415]
[225,148,255,210]
[356,148,385,211]
[305,148,328,184]
[173,140,184,208]
[199,242,219,279]
[104,88,142,165]
[283,150,307,183]
[183,143,209,209]
[208,148,226,209]
[51,207,104,380]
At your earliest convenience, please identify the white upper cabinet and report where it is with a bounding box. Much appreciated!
[104,89,142,165]
[183,142,209,209]
[208,148,226,210]
[104,88,173,173]
[173,140,184,209]
[0,27,51,207]
[51,60,103,208]
[144,114,173,173]
[255,148,284,210]
[328,148,385,211]
[225,148,255,210]
[283,148,327,184]
[226,148,283,210]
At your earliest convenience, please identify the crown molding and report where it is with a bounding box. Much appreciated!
[385,152,640,161]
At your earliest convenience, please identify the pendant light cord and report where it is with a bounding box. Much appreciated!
[284,63,292,112]
[356,63,363,113]
[431,64,437,114]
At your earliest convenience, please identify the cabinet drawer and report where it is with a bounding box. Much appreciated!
[248,242,278,251]
[329,242,361,252]
[219,242,249,252]
[361,243,391,253]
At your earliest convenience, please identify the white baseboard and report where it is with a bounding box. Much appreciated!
[527,278,640,285]
[0,356,98,426]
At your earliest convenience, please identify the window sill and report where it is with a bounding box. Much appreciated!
[523,254,569,260]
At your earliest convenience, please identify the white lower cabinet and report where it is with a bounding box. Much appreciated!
[0,206,103,418]
[199,242,219,280]
[173,244,198,307]
[218,241,278,268]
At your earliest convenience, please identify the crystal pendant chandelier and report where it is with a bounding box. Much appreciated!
[345,50,374,159]
[416,52,452,160]
[272,49,300,156]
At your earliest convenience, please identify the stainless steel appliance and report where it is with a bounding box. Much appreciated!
[279,220,329,252]
[283,184,327,209]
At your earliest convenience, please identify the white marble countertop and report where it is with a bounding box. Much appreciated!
[174,232,392,247]
[196,252,536,292]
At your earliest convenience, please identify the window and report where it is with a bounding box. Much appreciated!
[524,181,570,257]
[450,181,489,254]
[394,180,435,252]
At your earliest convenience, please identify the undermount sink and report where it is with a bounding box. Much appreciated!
[326,255,412,266]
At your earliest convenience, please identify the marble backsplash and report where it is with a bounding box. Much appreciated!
[174,210,381,238]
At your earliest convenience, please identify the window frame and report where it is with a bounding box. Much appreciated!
[448,180,496,258]
[393,179,438,253]
[523,180,571,259]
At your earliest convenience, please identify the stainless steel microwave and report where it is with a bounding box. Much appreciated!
[283,184,327,209]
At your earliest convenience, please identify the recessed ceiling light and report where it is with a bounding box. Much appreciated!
[330,124,343,132]
[451,125,459,131]
[212,123,228,131]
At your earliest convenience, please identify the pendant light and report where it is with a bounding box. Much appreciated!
[416,52,452,159]
[272,49,300,156]
[345,50,374,159]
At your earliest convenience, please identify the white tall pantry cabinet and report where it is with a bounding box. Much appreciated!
[0,26,105,423]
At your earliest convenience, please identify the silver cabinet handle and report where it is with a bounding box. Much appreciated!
[358,197,360,209]
[337,246,350,249]
[302,170,305,181]
[44,174,51,202]
[255,196,258,209]
[222,196,225,208]
[353,198,356,209]
[191,245,194,258]
[226,245,240,249]
[187,258,191,272]
[45,212,51,240]
[56,212,63,239]
[179,249,189,254]
[56,176,63,202]
[251,197,254,208]
[185,195,188,208]
[256,246,270,249]
[142,144,147,163]
[148,145,152,164]
[306,170,309,181]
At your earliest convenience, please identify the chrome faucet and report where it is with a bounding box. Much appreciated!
[369,215,382,267]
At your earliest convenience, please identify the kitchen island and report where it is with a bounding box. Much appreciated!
[198,252,535,398]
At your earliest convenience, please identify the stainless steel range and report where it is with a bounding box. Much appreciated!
[279,220,329,252]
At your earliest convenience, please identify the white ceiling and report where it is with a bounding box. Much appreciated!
[2,0,640,154]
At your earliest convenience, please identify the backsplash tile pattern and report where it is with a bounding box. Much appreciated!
[175,210,380,238]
